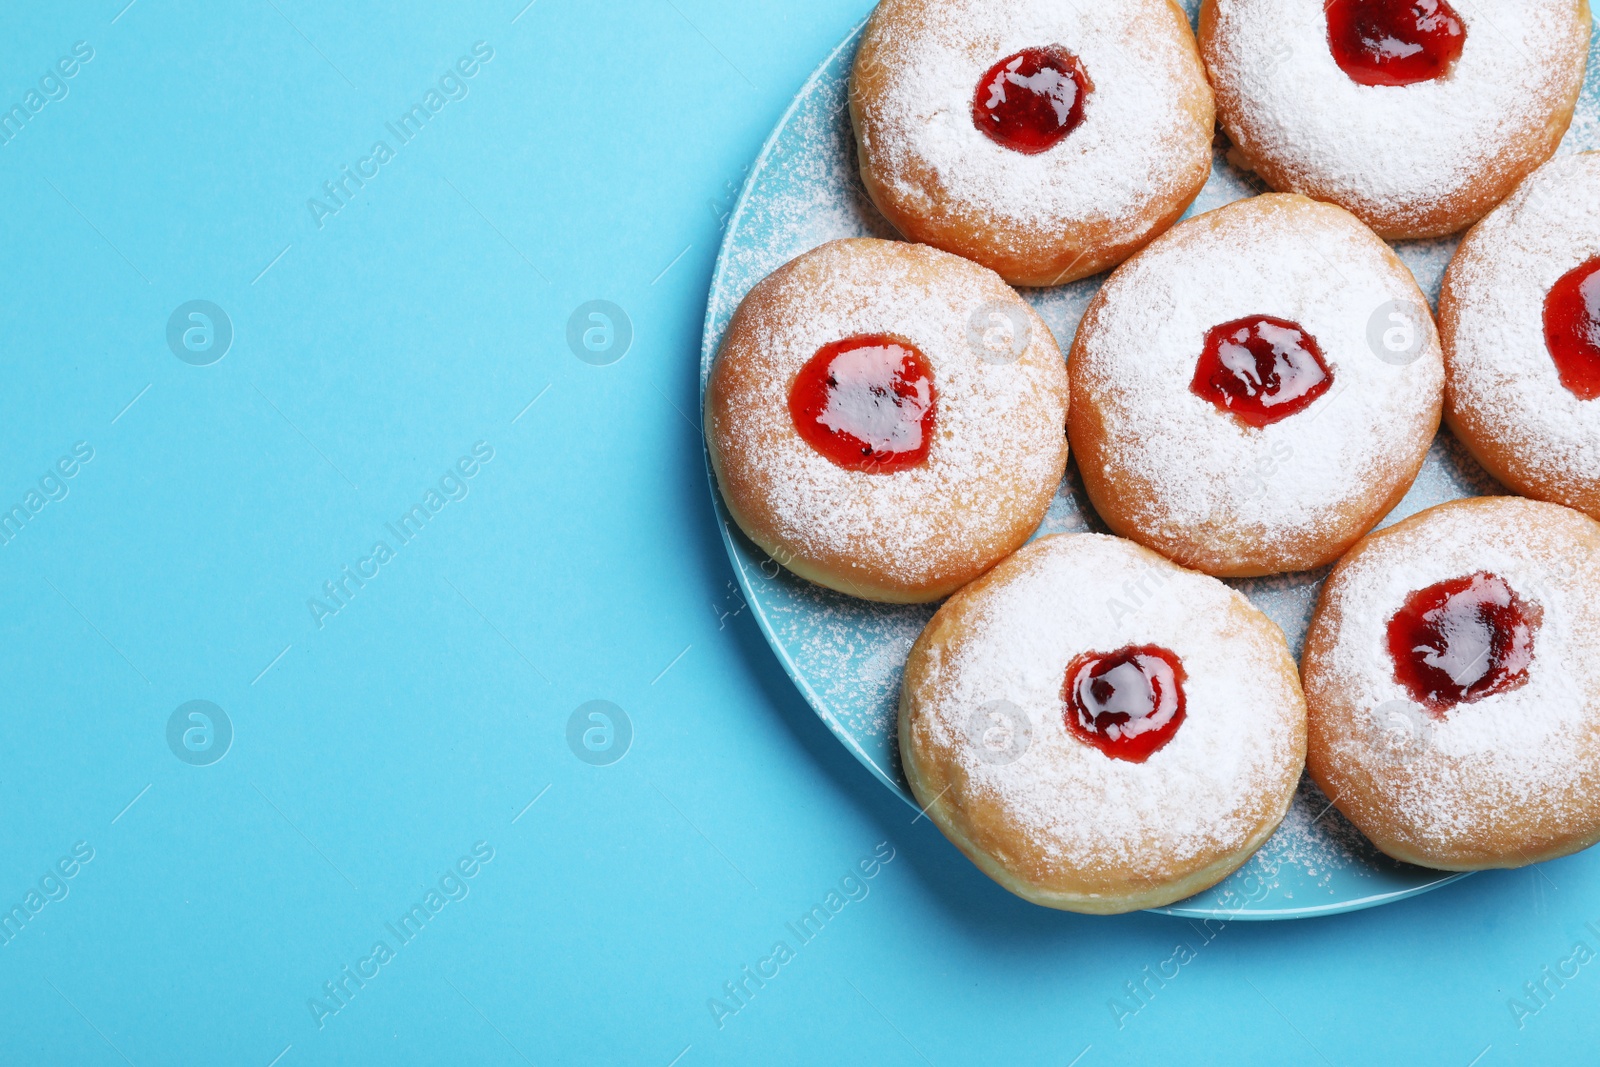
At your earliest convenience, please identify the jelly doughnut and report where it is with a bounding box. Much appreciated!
[705,238,1070,603]
[1303,497,1600,870]
[899,534,1306,913]
[850,0,1215,286]
[1068,193,1443,578]
[1199,0,1590,239]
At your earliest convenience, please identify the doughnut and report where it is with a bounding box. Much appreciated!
[1068,193,1444,578]
[1303,497,1600,870]
[899,533,1306,914]
[705,238,1070,604]
[850,0,1214,287]
[1441,152,1600,522]
[1199,0,1591,240]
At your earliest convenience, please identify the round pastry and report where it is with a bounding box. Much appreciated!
[850,0,1214,287]
[1302,497,1600,870]
[1441,152,1600,522]
[899,533,1306,914]
[705,238,1070,604]
[1068,193,1443,578]
[1199,0,1591,240]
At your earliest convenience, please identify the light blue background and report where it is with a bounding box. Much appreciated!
[0,1,1595,1063]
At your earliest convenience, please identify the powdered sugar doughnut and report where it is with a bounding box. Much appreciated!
[1441,152,1600,522]
[705,238,1070,604]
[1069,194,1444,578]
[1302,497,1600,870]
[850,0,1214,287]
[1199,0,1591,240]
[899,534,1306,914]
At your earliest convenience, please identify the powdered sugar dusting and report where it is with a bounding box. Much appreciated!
[860,0,1209,237]
[1205,0,1589,232]
[918,536,1301,873]
[1074,196,1443,547]
[1313,500,1600,850]
[1445,152,1600,484]
[725,79,900,293]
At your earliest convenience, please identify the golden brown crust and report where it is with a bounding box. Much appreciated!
[1303,498,1600,870]
[899,534,1306,913]
[1199,0,1590,240]
[706,238,1069,603]
[851,0,1214,286]
[1439,152,1600,522]
[1067,194,1442,577]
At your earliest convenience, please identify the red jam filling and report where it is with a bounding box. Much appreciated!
[789,334,937,473]
[972,46,1091,154]
[1191,316,1333,428]
[1387,572,1540,715]
[1063,645,1187,762]
[1543,256,1600,401]
[1326,0,1466,87]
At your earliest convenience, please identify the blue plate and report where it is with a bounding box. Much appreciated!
[700,5,1600,919]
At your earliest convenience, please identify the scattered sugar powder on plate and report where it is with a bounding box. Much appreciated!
[1241,775,1394,895]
